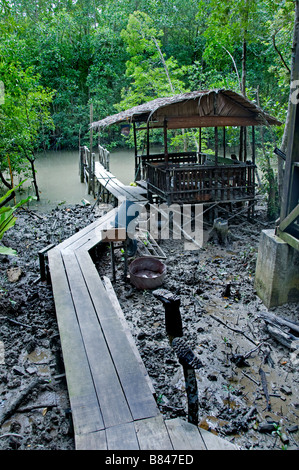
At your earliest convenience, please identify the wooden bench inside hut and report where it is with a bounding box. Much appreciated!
[92,90,281,215]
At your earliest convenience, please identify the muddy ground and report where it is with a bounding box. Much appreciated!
[0,198,298,450]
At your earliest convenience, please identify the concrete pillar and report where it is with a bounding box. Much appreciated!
[254,229,299,309]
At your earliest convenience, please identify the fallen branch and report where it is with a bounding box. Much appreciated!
[231,342,265,367]
[266,324,299,350]
[19,206,45,221]
[259,367,271,411]
[243,405,257,421]
[17,402,57,413]
[210,314,257,345]
[0,377,47,426]
[244,342,265,359]
[258,311,299,336]
[0,316,32,329]
[258,310,299,349]
[241,370,260,386]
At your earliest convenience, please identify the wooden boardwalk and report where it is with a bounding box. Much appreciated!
[48,207,239,450]
[94,162,148,205]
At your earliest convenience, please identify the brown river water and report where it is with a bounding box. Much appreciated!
[19,148,135,211]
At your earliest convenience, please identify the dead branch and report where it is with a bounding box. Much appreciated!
[259,367,271,411]
[244,342,265,359]
[231,342,265,367]
[258,311,299,336]
[0,316,32,329]
[242,370,260,386]
[17,402,57,413]
[272,33,291,74]
[0,377,47,426]
[210,314,257,345]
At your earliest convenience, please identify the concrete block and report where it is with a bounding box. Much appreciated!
[254,229,299,309]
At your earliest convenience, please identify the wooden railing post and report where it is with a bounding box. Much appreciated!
[92,152,95,196]
[79,146,85,183]
[87,148,92,194]
[98,144,110,171]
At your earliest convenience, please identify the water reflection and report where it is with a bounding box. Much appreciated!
[109,148,135,185]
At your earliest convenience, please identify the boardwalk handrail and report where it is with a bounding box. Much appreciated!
[79,145,96,196]
[99,144,110,171]
[146,161,255,205]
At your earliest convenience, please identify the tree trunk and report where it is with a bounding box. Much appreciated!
[257,87,279,219]
[0,169,12,190]
[279,0,299,201]
[28,158,40,201]
[241,38,247,97]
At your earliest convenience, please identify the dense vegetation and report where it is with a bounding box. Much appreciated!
[0,0,296,216]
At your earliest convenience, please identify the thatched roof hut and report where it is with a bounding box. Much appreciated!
[91,89,281,210]
[91,89,281,130]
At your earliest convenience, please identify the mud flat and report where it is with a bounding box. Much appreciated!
[0,200,298,450]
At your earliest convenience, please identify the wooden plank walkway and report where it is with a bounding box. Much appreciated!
[94,162,148,205]
[48,206,239,451]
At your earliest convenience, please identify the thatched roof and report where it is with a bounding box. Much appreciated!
[91,89,281,130]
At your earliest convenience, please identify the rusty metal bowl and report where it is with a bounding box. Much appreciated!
[129,257,166,290]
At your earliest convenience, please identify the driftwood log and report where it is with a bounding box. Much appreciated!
[259,367,271,411]
[258,311,299,350]
[258,311,299,335]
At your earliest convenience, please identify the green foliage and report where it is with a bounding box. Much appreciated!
[0,0,295,215]
[0,0,293,149]
[0,58,54,193]
[0,181,34,256]
[117,11,189,111]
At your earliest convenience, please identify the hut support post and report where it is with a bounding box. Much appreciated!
[199,128,202,163]
[164,119,168,165]
[87,150,92,194]
[147,121,150,158]
[164,119,171,201]
[248,126,256,219]
[252,126,256,165]
[239,126,244,162]
[133,122,139,181]
[88,103,93,195]
[214,127,218,165]
[92,152,95,196]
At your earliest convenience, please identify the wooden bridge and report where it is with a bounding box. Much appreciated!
[47,204,239,450]
[79,145,147,206]
[94,161,147,205]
